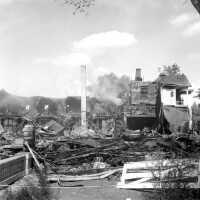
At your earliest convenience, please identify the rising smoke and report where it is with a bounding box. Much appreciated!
[88,73,130,105]
[0,73,131,115]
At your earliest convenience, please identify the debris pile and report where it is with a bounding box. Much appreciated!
[33,130,200,183]
[0,134,24,159]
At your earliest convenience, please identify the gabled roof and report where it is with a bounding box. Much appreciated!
[157,73,191,88]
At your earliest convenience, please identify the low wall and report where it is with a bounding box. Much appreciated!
[0,153,32,187]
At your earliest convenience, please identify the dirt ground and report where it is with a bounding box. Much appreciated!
[0,176,144,200]
[52,180,144,200]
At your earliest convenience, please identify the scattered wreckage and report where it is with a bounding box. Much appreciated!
[0,111,200,189]
[34,129,200,187]
[0,70,200,189]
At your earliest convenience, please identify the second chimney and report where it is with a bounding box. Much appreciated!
[135,68,142,81]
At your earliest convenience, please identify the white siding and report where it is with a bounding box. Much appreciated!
[161,88,176,105]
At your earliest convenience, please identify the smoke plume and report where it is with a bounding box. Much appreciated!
[88,73,130,105]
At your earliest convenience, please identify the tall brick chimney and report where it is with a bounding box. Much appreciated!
[81,65,87,130]
[135,68,142,81]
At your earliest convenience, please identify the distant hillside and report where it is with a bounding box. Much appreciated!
[0,89,65,116]
[0,89,119,118]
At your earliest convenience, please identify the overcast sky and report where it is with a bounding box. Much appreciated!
[0,0,200,97]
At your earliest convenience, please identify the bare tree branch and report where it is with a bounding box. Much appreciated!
[191,0,200,15]
[62,0,95,14]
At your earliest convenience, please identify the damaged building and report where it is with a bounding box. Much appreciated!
[124,68,192,133]
[0,114,31,136]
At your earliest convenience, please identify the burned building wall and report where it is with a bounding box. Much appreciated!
[125,81,158,130]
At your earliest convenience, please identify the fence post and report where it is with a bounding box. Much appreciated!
[121,164,127,185]
[25,153,30,176]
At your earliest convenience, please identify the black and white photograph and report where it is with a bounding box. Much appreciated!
[0,0,200,199]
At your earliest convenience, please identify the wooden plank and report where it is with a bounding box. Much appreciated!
[118,159,199,189]
[118,177,154,189]
[48,168,122,182]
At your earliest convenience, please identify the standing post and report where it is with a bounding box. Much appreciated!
[124,113,127,129]
[25,153,30,176]
[186,89,193,130]
[81,65,87,130]
[25,142,42,172]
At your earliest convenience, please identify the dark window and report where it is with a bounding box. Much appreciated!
[141,86,148,97]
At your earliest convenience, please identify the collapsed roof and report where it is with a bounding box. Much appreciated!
[43,120,64,135]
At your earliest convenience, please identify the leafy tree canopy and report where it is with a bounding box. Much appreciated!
[159,63,181,75]
[62,0,200,16]
[63,0,95,14]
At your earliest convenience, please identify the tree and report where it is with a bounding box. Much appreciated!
[191,0,200,15]
[62,0,200,16]
[159,63,181,75]
[63,0,95,14]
